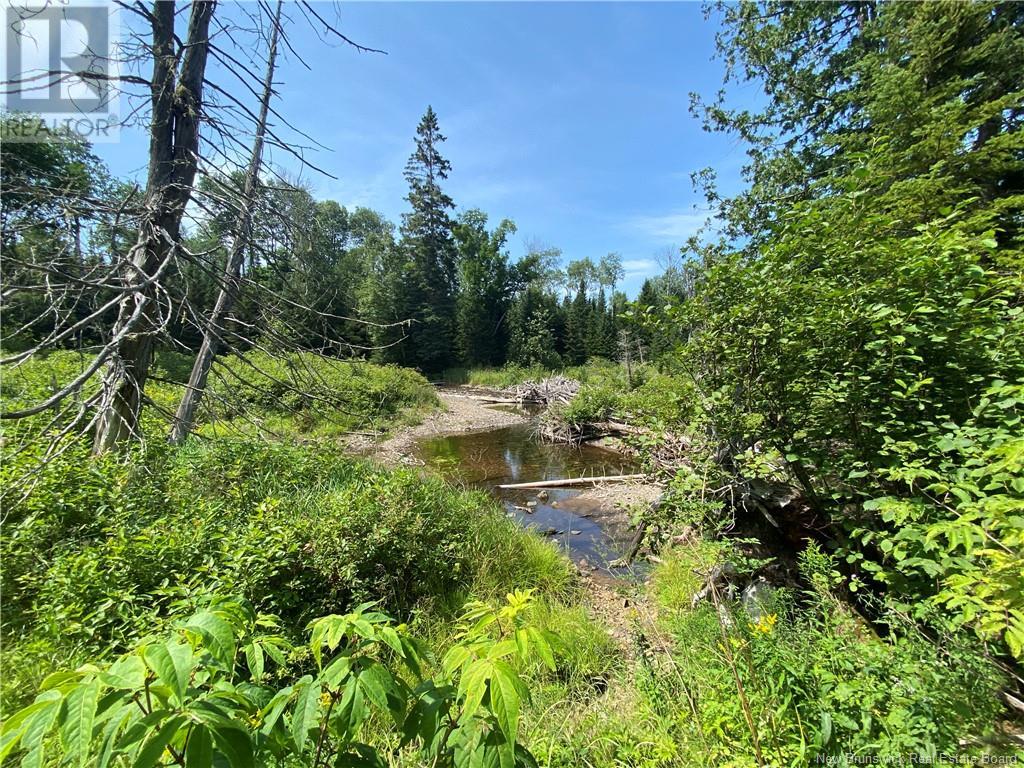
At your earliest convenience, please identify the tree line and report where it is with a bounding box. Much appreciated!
[2,105,686,383]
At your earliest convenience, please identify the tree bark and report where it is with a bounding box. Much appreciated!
[169,0,283,444]
[93,0,216,453]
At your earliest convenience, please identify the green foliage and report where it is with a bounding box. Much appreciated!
[1,592,562,768]
[854,380,1024,655]
[454,210,518,367]
[665,0,1024,661]
[638,543,1009,764]
[203,351,438,435]
[0,437,572,714]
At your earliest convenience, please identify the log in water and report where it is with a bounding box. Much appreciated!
[497,474,646,489]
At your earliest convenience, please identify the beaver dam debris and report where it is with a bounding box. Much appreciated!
[507,376,580,406]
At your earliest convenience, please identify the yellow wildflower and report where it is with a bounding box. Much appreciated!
[751,613,777,635]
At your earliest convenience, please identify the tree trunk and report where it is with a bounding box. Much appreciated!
[169,0,283,444]
[93,0,215,453]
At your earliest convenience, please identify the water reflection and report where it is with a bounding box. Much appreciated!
[416,424,641,571]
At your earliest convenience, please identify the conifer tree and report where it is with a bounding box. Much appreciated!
[453,210,517,366]
[564,278,590,365]
[399,106,458,371]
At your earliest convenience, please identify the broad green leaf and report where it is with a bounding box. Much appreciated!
[133,715,185,768]
[485,640,517,660]
[258,686,294,735]
[38,671,81,692]
[378,626,405,657]
[442,645,472,678]
[514,629,529,661]
[0,700,54,760]
[184,612,236,667]
[18,695,62,768]
[290,677,320,753]
[101,654,146,691]
[356,663,394,711]
[59,677,100,768]
[458,659,492,723]
[184,724,213,768]
[244,642,265,682]
[96,707,135,768]
[488,661,521,744]
[210,725,254,768]
[142,642,191,705]
[320,655,352,688]
[335,744,386,768]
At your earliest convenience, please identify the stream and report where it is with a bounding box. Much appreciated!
[416,421,643,574]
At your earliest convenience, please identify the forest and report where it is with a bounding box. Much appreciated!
[1,1,1022,766]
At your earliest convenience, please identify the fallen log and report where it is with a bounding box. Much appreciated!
[498,474,646,489]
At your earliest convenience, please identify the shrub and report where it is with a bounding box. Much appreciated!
[0,437,573,716]
[204,351,437,434]
[1,593,563,768]
[642,543,1010,763]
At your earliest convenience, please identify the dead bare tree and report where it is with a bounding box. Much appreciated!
[1,0,398,462]
[92,0,216,453]
[168,0,282,444]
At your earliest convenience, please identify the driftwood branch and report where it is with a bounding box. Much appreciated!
[498,474,646,489]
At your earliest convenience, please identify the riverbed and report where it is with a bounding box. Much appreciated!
[416,420,650,573]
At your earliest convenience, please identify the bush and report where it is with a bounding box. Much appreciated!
[204,351,438,435]
[0,438,572,715]
[463,364,552,388]
[2,593,565,768]
[640,542,1009,763]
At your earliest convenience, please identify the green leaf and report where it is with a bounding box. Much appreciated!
[335,744,386,768]
[320,655,352,689]
[290,677,320,753]
[488,662,521,744]
[377,626,405,657]
[357,663,399,713]
[458,659,492,723]
[101,654,146,691]
[59,677,100,768]
[38,671,81,692]
[527,628,556,671]
[184,612,236,667]
[18,692,63,768]
[133,715,185,768]
[184,724,213,768]
[210,725,254,768]
[820,711,832,745]
[95,705,134,768]
[258,686,294,736]
[142,642,191,705]
[442,645,472,678]
[244,642,265,683]
[0,700,52,761]
[514,629,529,661]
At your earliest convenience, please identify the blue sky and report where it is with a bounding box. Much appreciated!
[95,1,752,297]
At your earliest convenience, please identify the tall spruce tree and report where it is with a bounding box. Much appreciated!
[399,106,458,371]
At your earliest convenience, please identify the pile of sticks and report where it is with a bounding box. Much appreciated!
[507,376,580,406]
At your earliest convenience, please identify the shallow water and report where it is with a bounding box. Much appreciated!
[416,422,642,572]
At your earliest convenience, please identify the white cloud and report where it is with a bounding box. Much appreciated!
[624,209,715,243]
[622,258,657,275]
